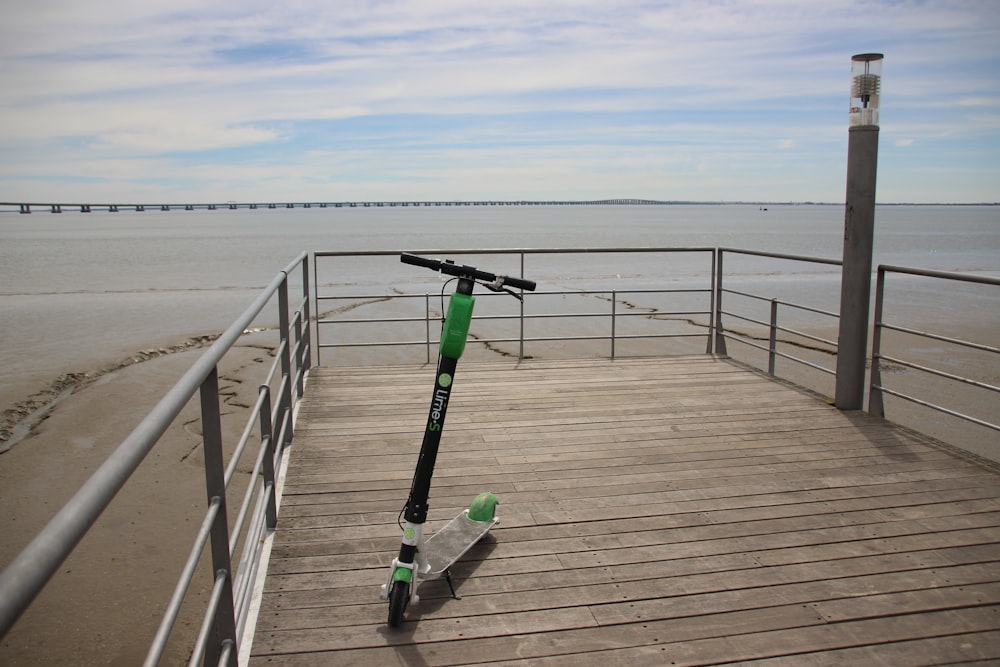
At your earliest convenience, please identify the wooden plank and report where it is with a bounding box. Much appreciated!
[251,606,600,655]
[250,357,1000,665]
[726,631,1000,666]
[268,482,1000,546]
[469,608,1000,666]
[260,544,999,614]
[260,562,1000,635]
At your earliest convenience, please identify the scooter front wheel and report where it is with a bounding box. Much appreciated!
[387,580,410,627]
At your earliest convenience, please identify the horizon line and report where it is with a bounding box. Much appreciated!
[3,199,998,213]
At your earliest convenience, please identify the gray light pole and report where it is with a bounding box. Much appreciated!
[835,53,883,410]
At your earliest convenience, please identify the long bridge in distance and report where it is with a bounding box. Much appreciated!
[5,199,677,214]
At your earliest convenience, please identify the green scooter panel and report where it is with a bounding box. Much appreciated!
[440,293,475,359]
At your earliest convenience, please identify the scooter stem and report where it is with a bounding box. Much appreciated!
[402,276,474,525]
[404,353,458,524]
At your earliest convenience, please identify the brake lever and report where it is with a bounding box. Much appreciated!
[483,280,523,301]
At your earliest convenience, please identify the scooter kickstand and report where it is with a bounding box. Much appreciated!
[444,568,461,600]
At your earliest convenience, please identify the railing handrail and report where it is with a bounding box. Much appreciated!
[869,263,1000,433]
[315,246,718,257]
[718,246,843,267]
[877,263,1000,286]
[0,252,310,660]
[713,248,842,375]
[313,248,844,368]
[314,248,719,364]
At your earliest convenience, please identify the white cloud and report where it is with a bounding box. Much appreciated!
[1,0,998,202]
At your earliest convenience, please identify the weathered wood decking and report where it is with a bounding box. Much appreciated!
[250,356,1000,665]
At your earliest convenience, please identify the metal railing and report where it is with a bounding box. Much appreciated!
[714,248,843,378]
[313,249,718,364]
[869,265,1000,432]
[312,247,854,399]
[0,253,311,666]
[313,248,849,383]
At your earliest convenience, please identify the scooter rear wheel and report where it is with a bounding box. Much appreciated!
[387,580,409,627]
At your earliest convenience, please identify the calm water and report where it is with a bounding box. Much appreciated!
[1,204,998,407]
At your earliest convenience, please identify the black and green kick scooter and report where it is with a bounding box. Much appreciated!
[380,253,536,628]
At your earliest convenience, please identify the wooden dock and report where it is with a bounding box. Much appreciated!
[250,356,1000,665]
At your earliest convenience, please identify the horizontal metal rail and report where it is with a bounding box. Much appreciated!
[313,245,718,297]
[314,247,717,259]
[869,264,1000,433]
[878,321,1000,355]
[320,332,709,350]
[720,306,840,341]
[314,249,717,364]
[877,353,1000,394]
[876,263,1000,286]
[722,311,837,375]
[715,248,842,378]
[722,287,840,319]
[777,324,838,350]
[871,386,1000,432]
[718,247,843,267]
[317,287,714,363]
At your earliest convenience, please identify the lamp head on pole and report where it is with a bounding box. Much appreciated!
[849,53,883,127]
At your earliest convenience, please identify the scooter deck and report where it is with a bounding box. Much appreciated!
[423,511,498,578]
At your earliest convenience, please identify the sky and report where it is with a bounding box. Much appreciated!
[1,0,998,204]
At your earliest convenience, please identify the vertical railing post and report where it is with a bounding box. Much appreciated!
[714,250,727,355]
[519,252,526,360]
[312,254,322,367]
[277,275,293,450]
[707,249,716,354]
[611,290,617,359]
[868,266,887,417]
[258,387,277,530]
[425,293,432,364]
[768,299,778,375]
[293,311,304,401]
[301,254,312,374]
[199,368,237,667]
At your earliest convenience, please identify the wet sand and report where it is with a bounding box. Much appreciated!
[0,334,279,666]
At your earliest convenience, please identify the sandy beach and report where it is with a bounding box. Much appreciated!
[0,332,280,665]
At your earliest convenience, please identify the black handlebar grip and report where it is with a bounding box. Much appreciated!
[503,276,537,292]
[400,253,441,270]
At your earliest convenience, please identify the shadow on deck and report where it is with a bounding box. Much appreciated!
[250,355,1000,665]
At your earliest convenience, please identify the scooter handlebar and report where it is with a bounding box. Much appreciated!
[400,253,536,291]
[500,274,537,292]
[399,253,442,271]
